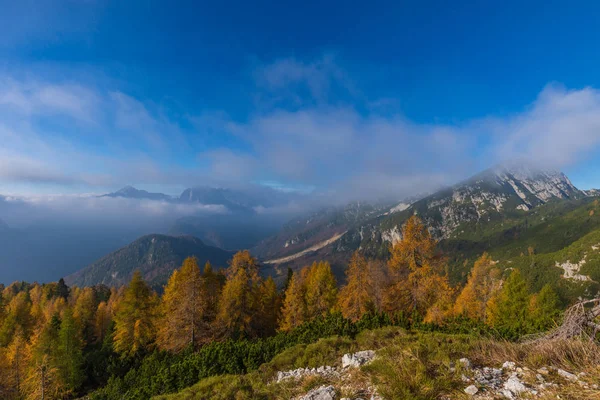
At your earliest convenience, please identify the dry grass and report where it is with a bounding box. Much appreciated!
[156,328,600,400]
[471,337,600,371]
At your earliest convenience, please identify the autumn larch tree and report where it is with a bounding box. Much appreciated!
[157,257,208,352]
[23,314,62,400]
[304,261,338,319]
[113,271,158,357]
[256,276,280,337]
[338,251,373,321]
[202,261,222,327]
[454,253,501,321]
[73,287,97,344]
[384,216,454,321]
[215,251,262,339]
[279,270,306,332]
[56,308,84,395]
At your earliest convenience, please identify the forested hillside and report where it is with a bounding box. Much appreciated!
[1,216,597,399]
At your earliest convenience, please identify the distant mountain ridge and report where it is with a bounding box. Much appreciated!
[65,234,233,288]
[100,186,175,201]
[256,165,591,280]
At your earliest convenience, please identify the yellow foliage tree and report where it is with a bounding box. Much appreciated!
[94,301,111,344]
[4,327,27,397]
[453,253,501,320]
[305,261,337,319]
[215,251,261,338]
[279,271,306,332]
[201,261,222,325]
[384,216,454,320]
[256,276,280,337]
[338,252,373,321]
[113,271,158,357]
[157,257,208,352]
[73,287,97,344]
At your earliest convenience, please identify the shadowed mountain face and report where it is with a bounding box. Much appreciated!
[65,234,233,289]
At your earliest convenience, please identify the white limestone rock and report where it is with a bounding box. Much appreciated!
[341,350,375,368]
[464,385,479,395]
[298,385,337,400]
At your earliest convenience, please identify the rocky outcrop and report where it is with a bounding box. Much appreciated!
[278,351,376,383]
[297,385,337,400]
[341,350,375,368]
[277,366,339,383]
[459,357,598,399]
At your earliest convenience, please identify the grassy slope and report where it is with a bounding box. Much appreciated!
[440,198,600,290]
[154,327,600,400]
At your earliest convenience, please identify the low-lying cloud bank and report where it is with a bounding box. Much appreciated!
[0,194,228,228]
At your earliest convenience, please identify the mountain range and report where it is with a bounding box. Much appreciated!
[254,166,600,290]
[2,165,600,294]
[65,234,232,289]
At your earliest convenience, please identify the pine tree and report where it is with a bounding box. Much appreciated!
[529,284,560,331]
[157,257,207,352]
[113,271,158,357]
[56,279,70,301]
[338,252,372,321]
[215,251,261,339]
[305,261,337,319]
[279,271,306,332]
[57,308,84,394]
[486,269,531,333]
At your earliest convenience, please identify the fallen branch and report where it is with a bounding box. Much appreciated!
[528,298,600,343]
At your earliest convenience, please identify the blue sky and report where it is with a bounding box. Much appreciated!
[2,0,600,197]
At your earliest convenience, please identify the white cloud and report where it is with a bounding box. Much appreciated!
[491,84,600,168]
[0,78,99,121]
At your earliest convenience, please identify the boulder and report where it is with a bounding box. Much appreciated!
[341,350,375,368]
[557,368,578,381]
[299,385,337,400]
[464,385,479,395]
[503,376,527,395]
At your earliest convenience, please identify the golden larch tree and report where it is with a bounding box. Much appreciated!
[384,216,453,319]
[256,276,280,337]
[305,261,338,319]
[113,271,158,357]
[453,253,501,320]
[215,251,261,339]
[157,257,208,352]
[279,270,306,332]
[338,251,373,321]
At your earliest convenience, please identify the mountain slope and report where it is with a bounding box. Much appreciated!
[65,234,233,288]
[252,201,394,261]
[257,165,590,283]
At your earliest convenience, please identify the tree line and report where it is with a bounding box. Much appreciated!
[0,216,560,399]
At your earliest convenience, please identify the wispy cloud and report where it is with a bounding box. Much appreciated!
[0,78,100,121]
[2,57,600,202]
